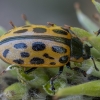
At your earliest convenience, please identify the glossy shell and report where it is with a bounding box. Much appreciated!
[0,25,71,67]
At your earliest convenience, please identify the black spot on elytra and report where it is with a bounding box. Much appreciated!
[14,29,28,33]
[50,62,56,65]
[52,29,67,35]
[13,59,24,64]
[43,53,54,59]
[20,52,30,57]
[3,49,9,57]
[52,46,67,53]
[14,43,27,49]
[32,42,46,51]
[59,55,69,63]
[33,27,46,33]
[30,57,44,64]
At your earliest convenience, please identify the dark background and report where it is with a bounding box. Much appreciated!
[0,0,99,30]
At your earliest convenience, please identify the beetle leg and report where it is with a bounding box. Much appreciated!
[83,44,99,71]
[24,67,37,74]
[66,62,71,68]
[90,56,99,71]
[50,66,64,91]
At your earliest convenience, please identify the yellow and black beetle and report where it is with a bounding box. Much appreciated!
[0,15,98,91]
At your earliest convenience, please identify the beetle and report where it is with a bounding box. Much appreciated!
[0,15,98,91]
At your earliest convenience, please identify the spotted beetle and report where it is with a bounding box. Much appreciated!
[0,15,98,91]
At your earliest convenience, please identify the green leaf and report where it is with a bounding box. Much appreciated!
[4,83,28,100]
[18,68,49,87]
[54,80,100,99]
[75,5,99,33]
[71,27,92,37]
[92,0,100,13]
[88,35,100,53]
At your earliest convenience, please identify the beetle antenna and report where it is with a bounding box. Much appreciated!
[9,21,16,28]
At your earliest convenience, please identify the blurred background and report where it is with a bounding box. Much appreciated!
[0,0,99,30]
